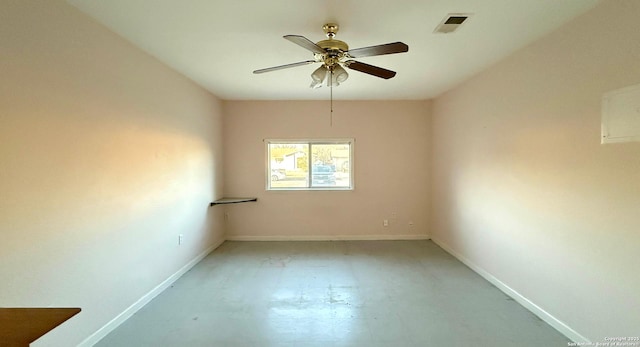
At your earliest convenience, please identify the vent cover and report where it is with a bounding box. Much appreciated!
[434,13,472,34]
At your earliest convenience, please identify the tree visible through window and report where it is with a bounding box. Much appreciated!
[267,140,353,190]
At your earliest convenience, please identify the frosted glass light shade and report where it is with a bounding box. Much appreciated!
[310,66,327,89]
[332,64,349,87]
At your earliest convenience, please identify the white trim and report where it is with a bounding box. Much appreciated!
[78,237,225,347]
[430,236,590,344]
[225,234,430,241]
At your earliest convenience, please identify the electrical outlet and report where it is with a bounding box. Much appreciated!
[178,234,184,245]
[383,219,389,227]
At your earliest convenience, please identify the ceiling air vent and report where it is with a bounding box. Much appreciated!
[434,13,472,34]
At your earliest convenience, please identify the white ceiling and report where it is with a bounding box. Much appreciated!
[67,0,599,100]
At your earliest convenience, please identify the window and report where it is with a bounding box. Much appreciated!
[266,139,353,190]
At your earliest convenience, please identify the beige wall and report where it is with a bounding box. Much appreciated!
[431,0,640,342]
[0,1,224,346]
[223,100,430,240]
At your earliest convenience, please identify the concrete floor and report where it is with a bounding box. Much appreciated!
[96,240,570,346]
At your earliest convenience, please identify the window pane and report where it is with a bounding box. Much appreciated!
[267,140,353,190]
[268,143,309,189]
[310,144,351,188]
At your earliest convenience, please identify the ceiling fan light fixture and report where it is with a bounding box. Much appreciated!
[330,64,349,87]
[256,23,408,89]
[310,65,327,89]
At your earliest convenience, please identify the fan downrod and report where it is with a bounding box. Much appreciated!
[323,23,339,38]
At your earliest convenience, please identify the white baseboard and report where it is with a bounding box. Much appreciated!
[430,237,590,344]
[78,237,225,347]
[225,234,430,241]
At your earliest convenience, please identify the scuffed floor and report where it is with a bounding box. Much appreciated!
[96,240,570,346]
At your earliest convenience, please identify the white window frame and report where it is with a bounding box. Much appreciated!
[265,138,354,191]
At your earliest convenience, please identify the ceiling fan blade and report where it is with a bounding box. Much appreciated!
[253,60,316,74]
[347,42,409,58]
[283,35,325,54]
[344,61,397,79]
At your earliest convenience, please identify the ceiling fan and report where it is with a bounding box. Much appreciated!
[253,23,409,88]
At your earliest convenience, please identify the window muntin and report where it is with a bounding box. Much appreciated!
[267,139,353,190]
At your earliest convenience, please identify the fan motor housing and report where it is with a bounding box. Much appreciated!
[316,39,349,52]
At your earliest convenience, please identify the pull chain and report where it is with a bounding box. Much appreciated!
[330,69,334,127]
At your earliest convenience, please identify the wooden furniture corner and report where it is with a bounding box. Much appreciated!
[0,307,81,347]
